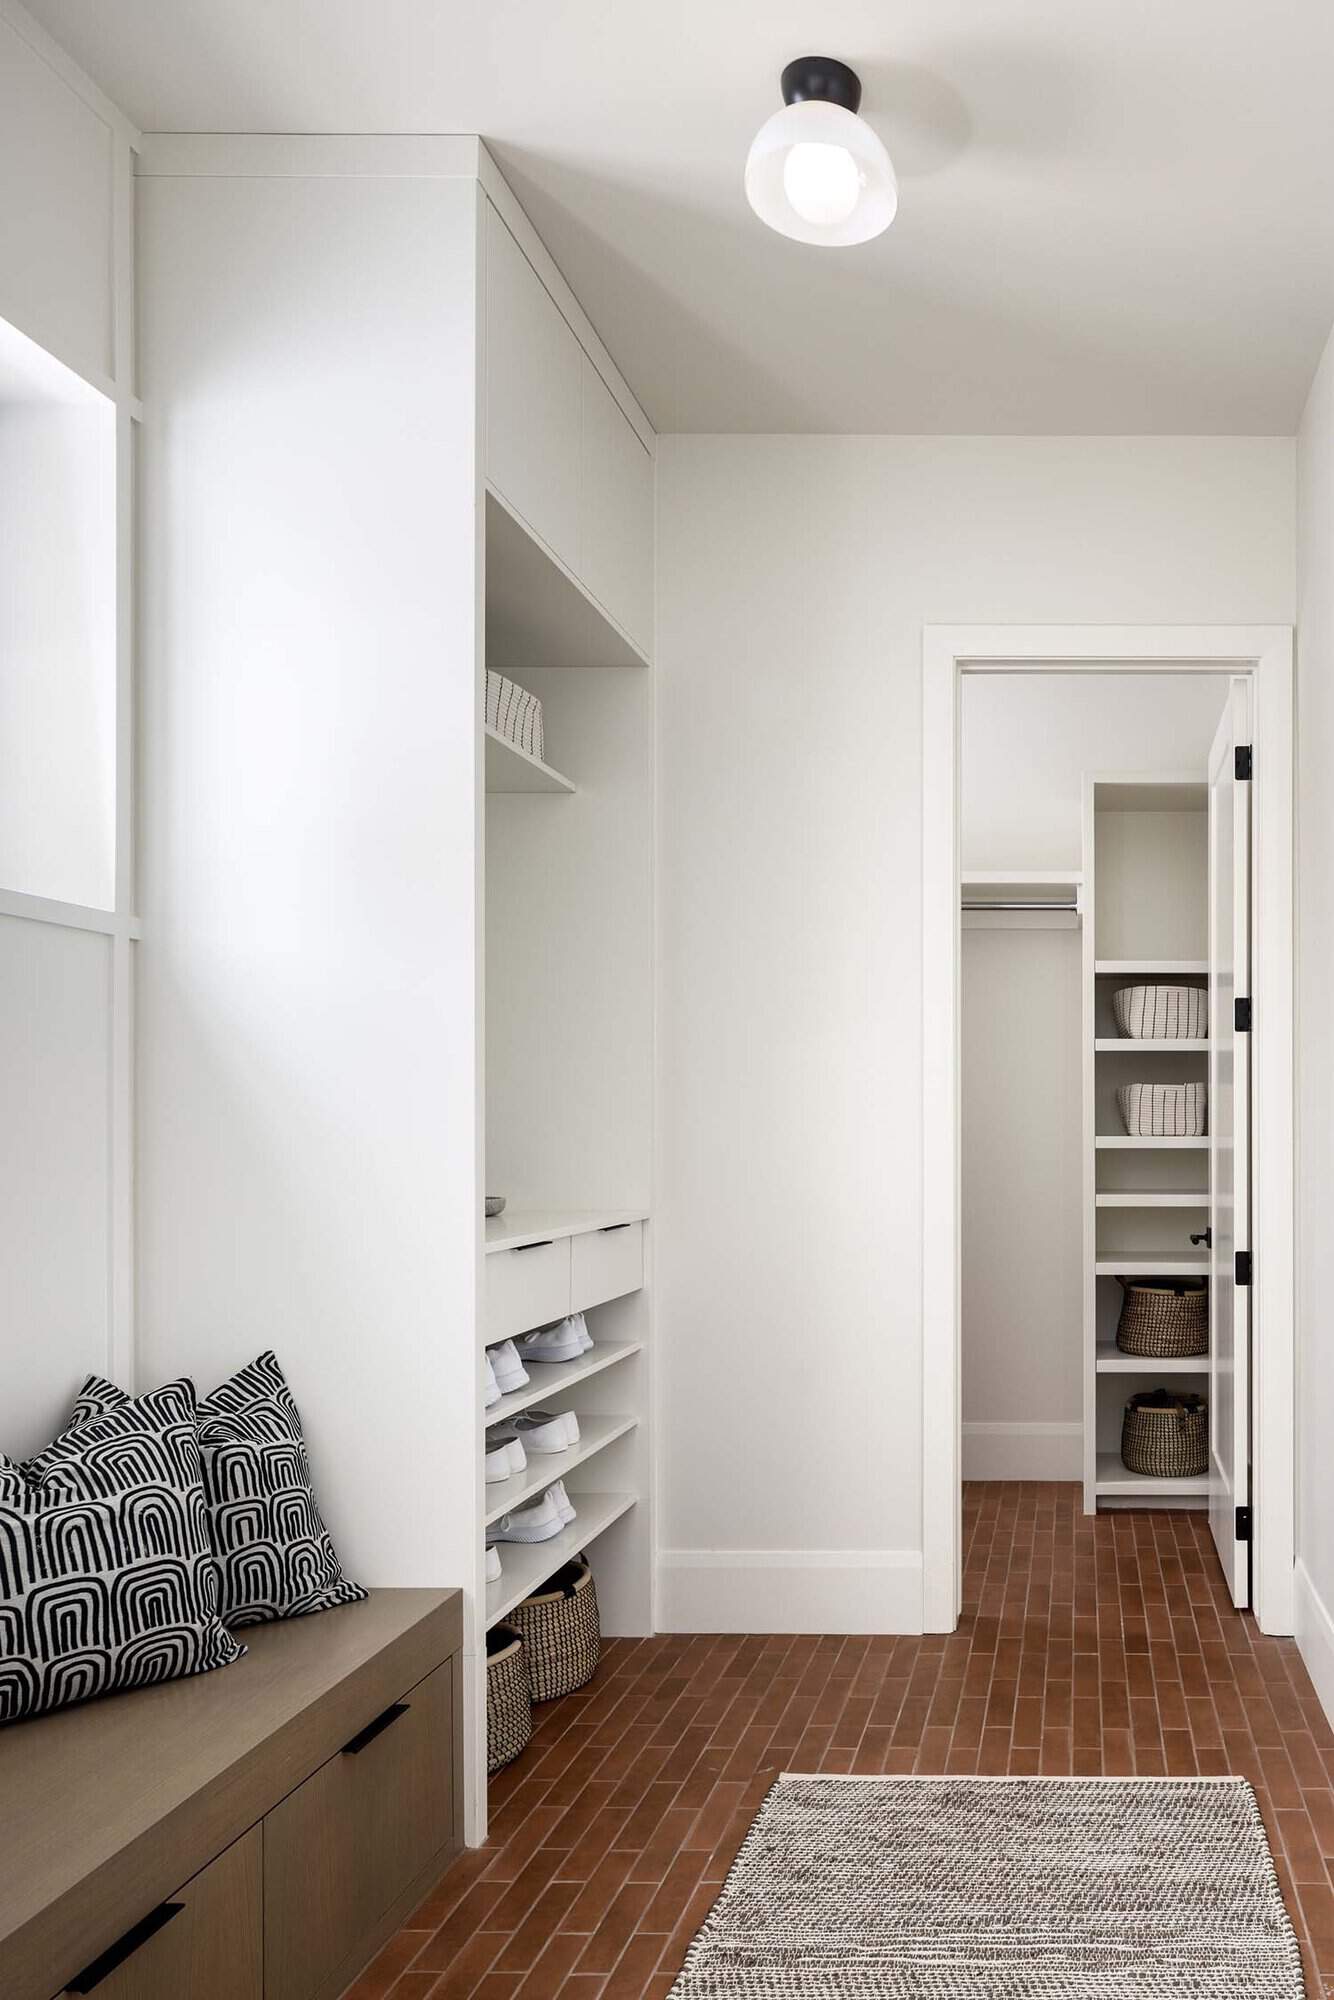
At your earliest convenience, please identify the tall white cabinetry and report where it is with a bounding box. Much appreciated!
[135,135,654,1846]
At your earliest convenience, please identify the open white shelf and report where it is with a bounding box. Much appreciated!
[483,1412,637,1525]
[1095,1453,1209,1498]
[1095,960,1208,976]
[1095,1252,1208,1276]
[1094,1037,1208,1053]
[1095,1136,1208,1150]
[484,725,576,795]
[486,1491,637,1628]
[486,1339,643,1425]
[484,1207,649,1253]
[1095,1191,1205,1207]
[1095,1343,1208,1374]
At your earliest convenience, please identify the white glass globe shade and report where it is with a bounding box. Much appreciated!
[745,98,897,246]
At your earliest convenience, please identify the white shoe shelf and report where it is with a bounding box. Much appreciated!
[480,1210,650,1642]
[484,1411,638,1526]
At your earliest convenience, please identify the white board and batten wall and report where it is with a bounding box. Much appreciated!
[0,3,137,1461]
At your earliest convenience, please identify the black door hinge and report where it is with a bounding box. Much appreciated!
[1236,1250,1252,1286]
[1235,744,1253,780]
[1235,997,1252,1032]
[1236,1505,1252,1543]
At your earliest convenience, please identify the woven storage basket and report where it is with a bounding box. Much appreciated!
[1117,1081,1207,1137]
[509,1554,600,1702]
[1121,1391,1207,1479]
[1116,1279,1208,1358]
[487,1623,533,1774]
[485,670,544,761]
[1113,984,1207,1040]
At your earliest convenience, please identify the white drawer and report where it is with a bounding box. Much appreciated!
[570,1221,644,1312]
[485,1236,571,1343]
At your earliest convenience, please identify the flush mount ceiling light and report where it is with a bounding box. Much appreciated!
[745,56,897,247]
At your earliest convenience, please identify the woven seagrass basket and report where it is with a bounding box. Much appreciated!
[1121,1392,1207,1479]
[487,1623,533,1774]
[1116,1279,1208,1358]
[509,1554,600,1702]
[1112,984,1208,1040]
[1117,1081,1208,1137]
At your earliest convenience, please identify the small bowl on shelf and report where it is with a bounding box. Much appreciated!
[485,1195,507,1219]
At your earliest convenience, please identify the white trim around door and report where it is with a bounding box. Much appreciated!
[921,625,1295,1636]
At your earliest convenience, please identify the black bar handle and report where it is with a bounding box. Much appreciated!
[66,1903,184,1992]
[512,1239,553,1252]
[599,1223,632,1233]
[342,1700,409,1755]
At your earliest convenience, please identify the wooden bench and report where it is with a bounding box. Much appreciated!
[1,1588,462,2000]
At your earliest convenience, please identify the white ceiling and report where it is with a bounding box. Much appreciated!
[25,0,1334,434]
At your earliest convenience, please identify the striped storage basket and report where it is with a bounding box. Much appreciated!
[509,1555,600,1702]
[487,1623,533,1774]
[1113,984,1207,1040]
[1121,1391,1207,1479]
[1116,1279,1208,1358]
[486,670,544,761]
[1117,1081,1207,1137]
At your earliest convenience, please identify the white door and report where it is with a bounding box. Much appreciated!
[1208,678,1252,1604]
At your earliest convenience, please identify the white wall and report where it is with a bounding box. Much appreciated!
[1296,325,1334,1711]
[656,436,1294,1631]
[960,673,1225,1480]
[0,5,135,1460]
[135,150,482,1604]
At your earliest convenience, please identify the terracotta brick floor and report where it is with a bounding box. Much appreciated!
[350,1484,1334,1998]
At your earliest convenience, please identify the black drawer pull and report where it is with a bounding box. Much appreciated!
[512,1239,553,1252]
[67,1903,184,1992]
[342,1700,409,1754]
[599,1223,632,1233]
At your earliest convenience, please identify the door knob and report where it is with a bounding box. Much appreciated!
[1189,1229,1212,1248]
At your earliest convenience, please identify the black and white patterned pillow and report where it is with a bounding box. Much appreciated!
[0,1379,243,1724]
[72,1352,366,1629]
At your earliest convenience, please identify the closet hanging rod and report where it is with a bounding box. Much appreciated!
[961,898,1079,911]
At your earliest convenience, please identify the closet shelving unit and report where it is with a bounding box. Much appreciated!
[1082,776,1210,1512]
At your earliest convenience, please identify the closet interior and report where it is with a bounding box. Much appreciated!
[960,676,1234,1527]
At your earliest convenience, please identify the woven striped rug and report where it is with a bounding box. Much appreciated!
[669,1775,1303,1997]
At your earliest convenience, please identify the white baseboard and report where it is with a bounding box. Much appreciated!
[962,1421,1082,1481]
[1295,1558,1334,1733]
[656,1548,923,1634]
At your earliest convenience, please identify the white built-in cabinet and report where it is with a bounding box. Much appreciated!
[485,204,653,657]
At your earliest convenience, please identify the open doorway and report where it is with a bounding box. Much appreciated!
[921,627,1295,1637]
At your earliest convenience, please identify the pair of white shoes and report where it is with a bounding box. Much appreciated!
[490,1479,577,1545]
[483,1337,530,1407]
[485,1405,580,1483]
[516,1313,594,1366]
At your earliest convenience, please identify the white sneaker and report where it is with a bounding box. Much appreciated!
[569,1311,594,1353]
[488,1339,530,1392]
[491,1493,564,1544]
[516,1319,584,1364]
[485,1544,502,1583]
[485,1430,527,1482]
[483,1352,501,1408]
[513,1407,580,1453]
[547,1478,577,1526]
[485,1438,512,1483]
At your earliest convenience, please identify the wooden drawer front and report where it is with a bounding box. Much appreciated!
[570,1221,644,1312]
[58,1828,261,2000]
[485,1236,571,1342]
[263,1660,454,2000]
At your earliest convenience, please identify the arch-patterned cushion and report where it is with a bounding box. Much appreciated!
[0,1379,243,1723]
[72,1353,366,1629]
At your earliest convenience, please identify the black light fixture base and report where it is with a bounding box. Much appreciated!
[780,56,862,115]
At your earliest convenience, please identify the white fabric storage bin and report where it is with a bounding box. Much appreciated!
[1113,984,1207,1039]
[1117,1081,1208,1137]
[486,670,544,761]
